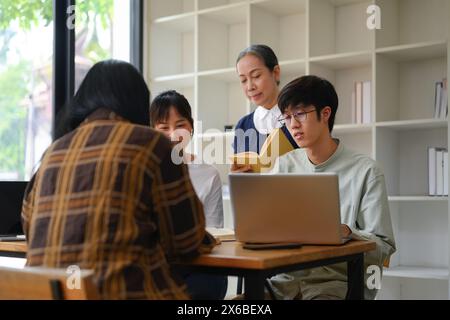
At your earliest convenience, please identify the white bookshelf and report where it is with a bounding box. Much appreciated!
[388,196,448,202]
[198,0,247,11]
[145,0,450,299]
[250,0,307,61]
[149,0,196,20]
[334,123,373,134]
[383,266,449,281]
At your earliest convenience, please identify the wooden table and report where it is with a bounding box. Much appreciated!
[0,240,376,300]
[176,240,376,300]
[0,241,27,258]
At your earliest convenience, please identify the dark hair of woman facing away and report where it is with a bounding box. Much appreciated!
[236,44,280,85]
[55,60,150,138]
[149,90,194,132]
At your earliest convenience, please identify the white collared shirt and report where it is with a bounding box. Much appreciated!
[253,105,282,135]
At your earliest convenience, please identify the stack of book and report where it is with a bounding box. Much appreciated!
[352,81,371,124]
[428,147,448,196]
[434,78,448,119]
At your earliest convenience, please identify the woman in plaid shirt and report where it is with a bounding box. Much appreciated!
[21,60,215,299]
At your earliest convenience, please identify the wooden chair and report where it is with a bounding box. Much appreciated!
[0,266,100,300]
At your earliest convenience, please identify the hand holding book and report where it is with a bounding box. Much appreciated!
[230,128,295,173]
[230,162,253,173]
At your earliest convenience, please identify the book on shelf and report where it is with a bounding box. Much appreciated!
[353,80,371,124]
[428,147,436,196]
[355,81,362,123]
[428,147,448,196]
[351,91,356,124]
[442,79,448,119]
[362,81,371,124]
[444,150,449,196]
[434,82,442,119]
[434,78,448,119]
[436,149,444,195]
[230,128,295,173]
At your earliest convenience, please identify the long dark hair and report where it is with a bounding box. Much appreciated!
[56,60,150,138]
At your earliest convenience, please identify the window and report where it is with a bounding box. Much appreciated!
[75,0,131,90]
[0,1,138,181]
[0,0,53,180]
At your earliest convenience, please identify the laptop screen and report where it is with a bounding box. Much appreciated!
[0,181,28,236]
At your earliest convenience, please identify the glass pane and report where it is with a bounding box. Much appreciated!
[75,0,131,90]
[0,0,53,181]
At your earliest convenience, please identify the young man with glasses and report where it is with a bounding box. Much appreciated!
[269,75,396,300]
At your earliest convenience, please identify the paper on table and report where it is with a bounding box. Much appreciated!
[206,227,235,242]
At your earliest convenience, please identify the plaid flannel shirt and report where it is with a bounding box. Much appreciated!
[21,109,214,299]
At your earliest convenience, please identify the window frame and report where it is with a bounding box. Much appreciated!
[52,0,144,140]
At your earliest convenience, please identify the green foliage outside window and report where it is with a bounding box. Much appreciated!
[0,0,114,179]
[0,62,29,178]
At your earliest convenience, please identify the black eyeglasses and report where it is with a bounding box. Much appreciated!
[277,109,316,125]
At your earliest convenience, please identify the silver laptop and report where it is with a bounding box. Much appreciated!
[229,173,350,245]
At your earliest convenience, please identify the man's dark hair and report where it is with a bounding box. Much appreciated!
[278,75,339,132]
[149,90,194,132]
[57,59,150,137]
[236,44,280,86]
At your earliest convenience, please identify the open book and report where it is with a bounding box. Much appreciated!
[230,128,295,173]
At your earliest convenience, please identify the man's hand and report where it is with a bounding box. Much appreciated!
[341,224,352,238]
[231,163,253,173]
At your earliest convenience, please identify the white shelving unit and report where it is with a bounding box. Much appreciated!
[383,266,449,281]
[145,0,450,299]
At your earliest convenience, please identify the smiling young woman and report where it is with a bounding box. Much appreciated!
[149,90,228,300]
